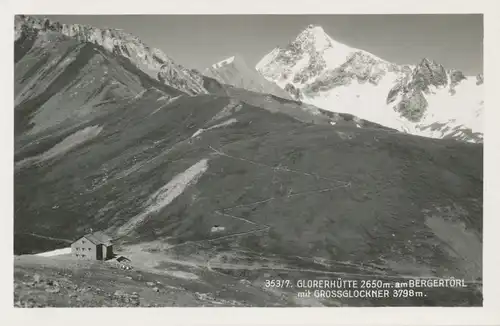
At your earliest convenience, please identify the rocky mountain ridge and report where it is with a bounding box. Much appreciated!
[15,15,208,95]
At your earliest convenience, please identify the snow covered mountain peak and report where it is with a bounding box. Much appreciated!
[15,15,208,95]
[294,24,335,52]
[204,54,292,99]
[256,26,483,143]
[212,56,236,69]
[256,24,390,90]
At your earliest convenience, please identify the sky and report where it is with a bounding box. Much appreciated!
[44,15,483,75]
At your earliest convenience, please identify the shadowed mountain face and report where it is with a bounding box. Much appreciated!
[14,28,183,138]
[14,17,483,307]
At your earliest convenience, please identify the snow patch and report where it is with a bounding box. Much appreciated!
[150,95,182,115]
[157,95,170,102]
[36,247,72,257]
[191,129,205,138]
[191,118,238,139]
[210,118,238,129]
[211,100,242,122]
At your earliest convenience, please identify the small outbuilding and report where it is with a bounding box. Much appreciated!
[71,231,114,261]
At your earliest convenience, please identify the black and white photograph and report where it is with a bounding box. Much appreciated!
[6,0,498,321]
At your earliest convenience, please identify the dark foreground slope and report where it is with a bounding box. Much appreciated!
[14,27,483,307]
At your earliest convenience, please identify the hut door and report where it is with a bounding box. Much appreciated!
[96,244,103,260]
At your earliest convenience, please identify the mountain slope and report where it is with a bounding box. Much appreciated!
[14,26,184,140]
[256,25,483,143]
[204,55,292,99]
[14,87,483,306]
[15,15,208,95]
[14,19,483,307]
